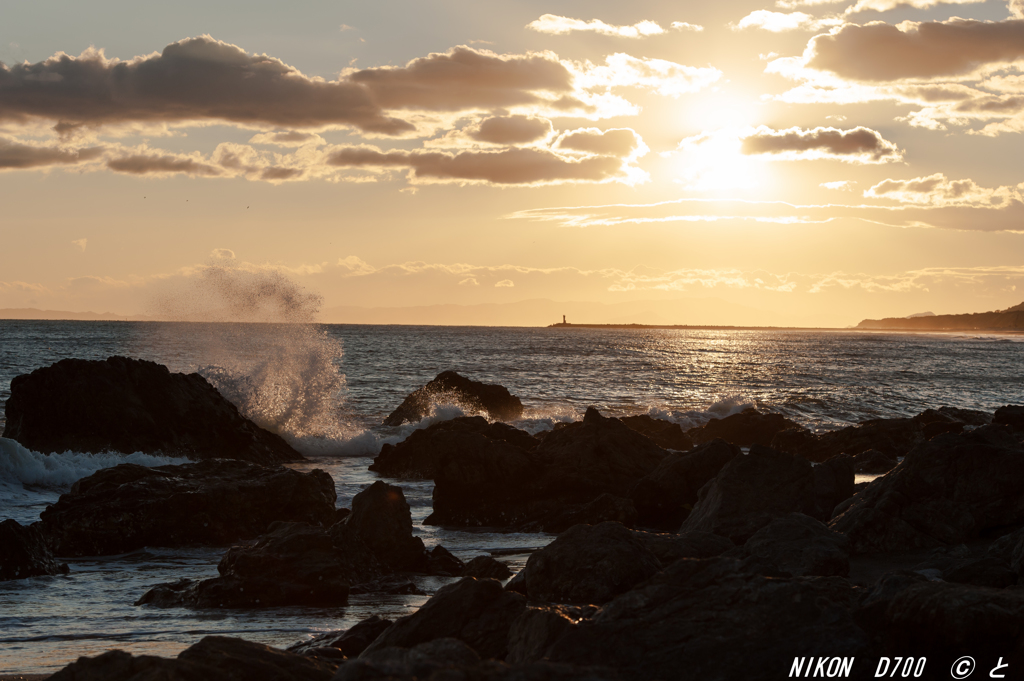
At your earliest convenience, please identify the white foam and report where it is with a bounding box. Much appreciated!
[0,438,188,489]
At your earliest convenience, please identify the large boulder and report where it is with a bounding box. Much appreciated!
[370,416,538,479]
[628,439,740,530]
[425,408,667,532]
[46,635,339,681]
[772,407,991,464]
[39,459,336,557]
[830,425,1024,553]
[347,481,428,572]
[852,449,897,474]
[619,414,693,451]
[737,513,850,577]
[540,557,871,681]
[811,454,856,520]
[688,408,804,448]
[362,577,527,661]
[995,405,1024,431]
[515,522,663,604]
[631,530,735,567]
[288,615,394,659]
[2,356,303,464]
[135,521,361,608]
[678,445,818,543]
[0,518,69,580]
[136,481,440,608]
[383,371,524,426]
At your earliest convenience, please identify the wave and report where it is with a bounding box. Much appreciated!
[0,438,189,490]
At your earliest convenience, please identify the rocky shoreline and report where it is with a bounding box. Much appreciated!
[3,359,1024,679]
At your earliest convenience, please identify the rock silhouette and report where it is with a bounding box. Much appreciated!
[383,371,524,426]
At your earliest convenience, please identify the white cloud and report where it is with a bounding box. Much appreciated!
[495,279,515,287]
[526,15,703,38]
[733,10,843,32]
[72,238,87,252]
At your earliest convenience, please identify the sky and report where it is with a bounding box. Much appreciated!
[2,0,1024,327]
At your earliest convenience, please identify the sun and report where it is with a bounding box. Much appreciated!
[669,128,773,193]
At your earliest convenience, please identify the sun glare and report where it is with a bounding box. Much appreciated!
[670,128,771,193]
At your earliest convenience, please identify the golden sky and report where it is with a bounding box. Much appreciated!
[2,0,1024,326]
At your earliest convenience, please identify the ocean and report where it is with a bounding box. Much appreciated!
[1,320,1022,674]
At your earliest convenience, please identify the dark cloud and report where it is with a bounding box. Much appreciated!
[260,167,304,181]
[556,128,643,157]
[348,46,574,110]
[471,115,552,144]
[325,145,625,185]
[808,20,1024,81]
[740,126,901,162]
[0,36,413,134]
[0,139,104,168]
[106,154,223,176]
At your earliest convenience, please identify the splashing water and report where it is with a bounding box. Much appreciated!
[150,259,357,454]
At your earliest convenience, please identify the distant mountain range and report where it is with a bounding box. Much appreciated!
[857,302,1024,331]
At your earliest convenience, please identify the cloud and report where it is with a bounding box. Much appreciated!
[470,115,553,144]
[211,248,235,259]
[459,277,479,286]
[106,152,223,177]
[248,131,325,147]
[804,19,1024,81]
[494,279,514,287]
[324,144,642,185]
[821,180,857,189]
[864,173,1022,205]
[555,127,648,159]
[0,36,414,134]
[733,11,842,32]
[569,53,722,97]
[0,137,104,169]
[72,238,87,252]
[740,126,902,162]
[526,15,702,37]
[845,0,986,13]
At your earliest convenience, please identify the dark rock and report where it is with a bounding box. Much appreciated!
[40,459,336,557]
[350,575,425,595]
[426,545,465,576]
[464,555,513,580]
[689,408,803,448]
[619,414,692,451]
[987,526,1024,573]
[863,578,1024,668]
[995,405,1024,431]
[3,356,303,464]
[362,577,527,660]
[383,371,524,426]
[518,522,662,604]
[0,518,69,580]
[135,522,357,608]
[773,407,989,464]
[852,449,896,474]
[426,408,667,532]
[507,607,587,665]
[679,445,818,543]
[347,481,427,572]
[811,454,855,521]
[370,416,537,479]
[540,557,870,681]
[831,425,1024,553]
[738,513,850,577]
[934,556,1017,588]
[288,615,394,658]
[47,635,338,681]
[629,439,740,531]
[631,530,735,567]
[540,493,637,534]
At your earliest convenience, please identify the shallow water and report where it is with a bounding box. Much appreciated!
[1,321,1022,674]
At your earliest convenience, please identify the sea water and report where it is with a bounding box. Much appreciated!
[1,320,1022,674]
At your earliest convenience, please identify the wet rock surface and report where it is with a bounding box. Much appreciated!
[136,482,445,608]
[362,577,527,661]
[287,615,394,659]
[39,459,336,557]
[688,408,804,448]
[619,414,692,451]
[628,438,739,531]
[831,425,1024,553]
[2,356,303,464]
[0,518,68,580]
[425,408,667,532]
[383,371,524,427]
[47,635,339,681]
[516,522,663,604]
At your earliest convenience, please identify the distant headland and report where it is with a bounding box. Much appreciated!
[548,323,843,331]
[856,302,1024,332]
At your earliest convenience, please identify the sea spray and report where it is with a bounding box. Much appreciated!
[150,258,359,455]
[0,438,188,489]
